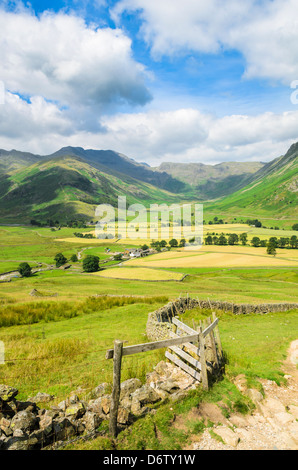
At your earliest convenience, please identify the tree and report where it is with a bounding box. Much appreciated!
[54,253,67,267]
[290,235,298,249]
[267,242,276,256]
[18,262,32,278]
[169,239,178,247]
[218,234,227,245]
[205,235,213,245]
[179,239,186,247]
[292,223,298,231]
[70,254,78,262]
[141,244,149,251]
[240,233,248,246]
[83,255,99,272]
[228,233,239,245]
[251,237,261,247]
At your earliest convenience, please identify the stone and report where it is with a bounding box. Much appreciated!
[81,412,102,433]
[246,388,263,403]
[39,415,53,436]
[0,417,13,437]
[262,398,286,414]
[87,397,104,415]
[57,400,68,412]
[5,434,39,450]
[28,392,54,403]
[91,383,111,399]
[0,385,18,402]
[10,410,37,433]
[65,402,86,420]
[117,407,130,425]
[68,393,80,404]
[101,396,111,415]
[131,385,160,407]
[213,426,240,447]
[120,378,142,399]
[52,417,76,441]
[158,380,180,393]
[275,412,295,426]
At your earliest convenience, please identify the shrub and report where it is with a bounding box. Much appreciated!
[54,253,67,267]
[83,255,100,272]
[18,262,32,278]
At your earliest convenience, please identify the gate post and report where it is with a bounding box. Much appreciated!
[109,340,123,438]
[198,327,208,391]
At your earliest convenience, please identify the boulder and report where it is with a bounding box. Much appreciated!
[39,415,53,436]
[10,410,37,433]
[52,417,76,441]
[0,385,18,402]
[65,402,86,420]
[120,378,142,399]
[130,385,160,416]
[213,426,240,447]
[117,407,130,425]
[81,411,102,433]
[0,417,13,437]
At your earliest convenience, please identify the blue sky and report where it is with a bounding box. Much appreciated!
[0,0,298,164]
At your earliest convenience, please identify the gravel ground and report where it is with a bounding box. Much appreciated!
[189,340,298,451]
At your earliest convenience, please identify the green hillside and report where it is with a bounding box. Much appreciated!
[0,142,297,227]
[0,156,189,224]
[205,142,298,222]
[156,161,264,199]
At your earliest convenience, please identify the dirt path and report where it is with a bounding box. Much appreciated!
[188,340,298,450]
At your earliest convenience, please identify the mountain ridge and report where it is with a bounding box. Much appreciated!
[0,142,296,224]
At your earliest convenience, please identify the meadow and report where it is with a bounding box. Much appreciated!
[0,223,297,449]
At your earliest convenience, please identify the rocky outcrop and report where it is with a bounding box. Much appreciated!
[0,362,197,450]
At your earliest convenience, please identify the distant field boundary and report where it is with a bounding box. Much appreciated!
[146,297,298,341]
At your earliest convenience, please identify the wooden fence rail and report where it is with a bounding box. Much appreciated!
[106,314,221,437]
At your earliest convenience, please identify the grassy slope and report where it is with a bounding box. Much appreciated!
[0,156,190,223]
[0,225,297,450]
[204,144,298,222]
[156,161,265,199]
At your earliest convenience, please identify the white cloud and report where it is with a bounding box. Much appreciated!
[113,0,298,83]
[96,108,298,165]
[0,7,151,109]
[1,92,297,164]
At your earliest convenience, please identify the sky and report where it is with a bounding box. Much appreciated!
[0,0,298,166]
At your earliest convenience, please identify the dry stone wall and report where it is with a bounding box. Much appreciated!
[146,297,298,341]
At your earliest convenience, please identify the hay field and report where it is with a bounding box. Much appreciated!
[91,267,183,281]
[125,245,298,268]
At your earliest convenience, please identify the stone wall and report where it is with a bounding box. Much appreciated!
[146,297,298,341]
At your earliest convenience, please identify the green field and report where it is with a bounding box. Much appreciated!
[0,224,297,450]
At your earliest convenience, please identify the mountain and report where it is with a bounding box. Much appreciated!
[155,161,265,199]
[0,155,188,223]
[205,142,298,219]
[0,142,296,225]
[41,147,189,194]
[0,149,41,173]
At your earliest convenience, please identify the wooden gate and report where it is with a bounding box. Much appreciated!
[106,312,222,437]
[166,313,222,389]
